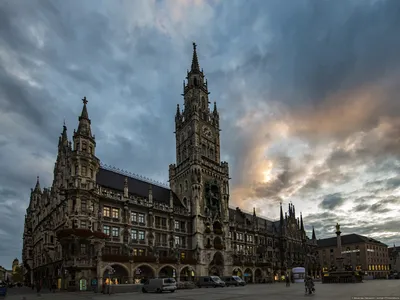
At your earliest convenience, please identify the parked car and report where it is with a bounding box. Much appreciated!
[142,278,177,293]
[220,276,246,287]
[196,276,225,288]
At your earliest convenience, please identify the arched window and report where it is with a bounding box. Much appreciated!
[184,180,188,191]
[194,77,198,86]
[179,184,183,194]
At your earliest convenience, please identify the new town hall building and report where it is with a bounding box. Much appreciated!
[22,44,318,290]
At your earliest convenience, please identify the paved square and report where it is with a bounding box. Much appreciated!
[5,281,400,300]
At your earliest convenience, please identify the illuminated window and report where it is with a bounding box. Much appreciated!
[103,206,111,217]
[112,227,119,237]
[112,208,119,218]
[131,212,137,222]
[138,249,144,256]
[138,231,145,240]
[181,252,186,260]
[103,225,110,236]
[131,230,137,241]
[138,213,145,224]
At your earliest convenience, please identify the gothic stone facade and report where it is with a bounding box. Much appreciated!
[22,44,318,289]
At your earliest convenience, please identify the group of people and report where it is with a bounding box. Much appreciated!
[285,274,315,294]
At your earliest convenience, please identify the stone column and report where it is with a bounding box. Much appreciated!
[335,223,344,271]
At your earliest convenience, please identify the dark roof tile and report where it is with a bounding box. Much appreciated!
[96,168,183,207]
[317,233,387,248]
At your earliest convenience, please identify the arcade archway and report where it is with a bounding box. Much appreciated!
[180,266,195,281]
[244,268,253,283]
[103,264,129,284]
[159,265,176,278]
[209,251,224,276]
[134,265,155,283]
[232,268,243,278]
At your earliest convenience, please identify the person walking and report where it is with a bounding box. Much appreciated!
[285,273,290,287]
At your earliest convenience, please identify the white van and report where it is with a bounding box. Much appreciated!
[142,278,177,293]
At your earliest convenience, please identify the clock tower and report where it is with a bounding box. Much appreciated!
[169,43,231,276]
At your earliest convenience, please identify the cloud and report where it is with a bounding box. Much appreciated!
[319,193,344,210]
[1,0,400,268]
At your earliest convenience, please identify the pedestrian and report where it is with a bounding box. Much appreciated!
[286,274,290,287]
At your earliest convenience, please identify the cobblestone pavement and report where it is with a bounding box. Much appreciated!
[4,280,400,300]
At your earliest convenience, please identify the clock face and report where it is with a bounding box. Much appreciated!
[202,126,212,138]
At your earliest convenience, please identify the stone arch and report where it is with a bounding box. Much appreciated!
[158,264,176,278]
[254,268,263,283]
[102,263,129,285]
[180,266,195,281]
[244,268,253,283]
[134,264,156,282]
[232,267,243,278]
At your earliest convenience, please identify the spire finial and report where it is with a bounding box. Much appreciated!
[190,42,200,72]
[63,118,66,126]
[82,96,88,105]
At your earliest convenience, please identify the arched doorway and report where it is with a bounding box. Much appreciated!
[159,266,176,278]
[209,251,224,276]
[134,265,155,284]
[255,269,263,283]
[232,268,243,279]
[180,267,195,281]
[103,264,129,284]
[244,268,253,283]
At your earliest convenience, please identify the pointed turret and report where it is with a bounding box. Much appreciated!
[34,176,41,193]
[253,207,256,217]
[75,96,94,140]
[191,42,200,73]
[312,226,316,240]
[300,212,304,232]
[280,202,284,226]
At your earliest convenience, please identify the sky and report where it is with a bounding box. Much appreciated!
[0,0,400,268]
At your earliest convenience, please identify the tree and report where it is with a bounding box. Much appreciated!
[12,266,23,283]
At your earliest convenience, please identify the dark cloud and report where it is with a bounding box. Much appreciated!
[319,193,344,210]
[1,0,400,268]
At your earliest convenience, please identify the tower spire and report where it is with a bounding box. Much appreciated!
[76,96,93,138]
[191,42,200,72]
[80,96,89,119]
[34,176,41,193]
[312,226,316,240]
[300,212,304,231]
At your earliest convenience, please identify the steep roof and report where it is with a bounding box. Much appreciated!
[96,168,183,207]
[228,207,278,231]
[317,233,387,248]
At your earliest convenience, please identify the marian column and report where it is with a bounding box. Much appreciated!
[335,223,344,271]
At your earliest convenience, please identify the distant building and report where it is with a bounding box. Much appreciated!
[317,234,390,278]
[388,245,400,273]
[0,266,6,282]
